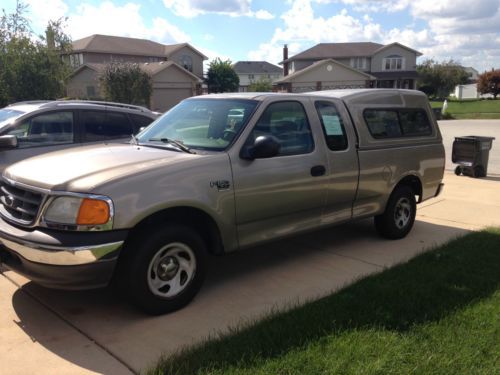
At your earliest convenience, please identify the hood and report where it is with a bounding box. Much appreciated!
[3,143,197,191]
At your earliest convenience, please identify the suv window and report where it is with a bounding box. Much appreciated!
[364,109,432,139]
[249,101,314,156]
[130,114,155,132]
[82,111,133,142]
[315,101,348,151]
[8,112,74,148]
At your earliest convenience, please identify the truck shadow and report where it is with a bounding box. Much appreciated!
[8,219,479,374]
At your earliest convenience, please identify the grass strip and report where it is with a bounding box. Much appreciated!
[150,228,500,374]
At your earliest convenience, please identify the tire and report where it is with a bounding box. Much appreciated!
[374,185,416,240]
[118,224,207,315]
[454,166,462,176]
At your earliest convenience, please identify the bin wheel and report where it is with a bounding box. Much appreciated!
[454,166,462,176]
[473,165,485,178]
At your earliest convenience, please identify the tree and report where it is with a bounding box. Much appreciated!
[100,62,152,107]
[477,69,500,99]
[417,59,469,99]
[248,77,273,92]
[0,1,72,106]
[205,58,239,93]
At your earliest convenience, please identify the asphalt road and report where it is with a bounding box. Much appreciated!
[438,119,500,175]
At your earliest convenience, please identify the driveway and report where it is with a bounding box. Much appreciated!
[439,119,500,175]
[2,176,500,373]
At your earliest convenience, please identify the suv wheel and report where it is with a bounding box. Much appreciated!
[374,185,416,239]
[119,224,207,315]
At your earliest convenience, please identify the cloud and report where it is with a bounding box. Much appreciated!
[162,0,274,19]
[25,1,190,45]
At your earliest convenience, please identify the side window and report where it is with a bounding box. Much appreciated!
[8,112,74,148]
[399,110,432,136]
[82,111,133,142]
[364,110,402,138]
[249,101,314,156]
[130,114,155,133]
[315,101,348,151]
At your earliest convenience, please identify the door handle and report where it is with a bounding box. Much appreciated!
[310,165,326,177]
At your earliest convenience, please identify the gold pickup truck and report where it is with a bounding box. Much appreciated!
[0,89,445,314]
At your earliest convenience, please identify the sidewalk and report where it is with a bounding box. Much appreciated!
[1,172,499,374]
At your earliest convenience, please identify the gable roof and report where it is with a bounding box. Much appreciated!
[373,42,423,57]
[283,42,384,63]
[275,58,376,83]
[71,34,208,60]
[71,61,202,82]
[233,61,283,74]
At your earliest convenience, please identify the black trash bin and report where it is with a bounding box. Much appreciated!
[452,136,495,177]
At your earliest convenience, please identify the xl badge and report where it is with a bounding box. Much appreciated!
[210,180,230,191]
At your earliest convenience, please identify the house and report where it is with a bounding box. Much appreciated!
[276,42,422,93]
[232,61,283,92]
[64,34,207,111]
[67,62,202,112]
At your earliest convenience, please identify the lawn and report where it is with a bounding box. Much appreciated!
[150,228,500,375]
[431,99,500,119]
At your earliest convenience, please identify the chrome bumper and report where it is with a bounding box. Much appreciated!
[0,237,123,265]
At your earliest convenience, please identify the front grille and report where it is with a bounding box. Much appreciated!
[0,180,45,226]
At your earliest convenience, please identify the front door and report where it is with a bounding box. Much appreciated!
[230,100,328,248]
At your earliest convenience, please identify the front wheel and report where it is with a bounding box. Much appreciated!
[374,185,416,239]
[119,224,207,315]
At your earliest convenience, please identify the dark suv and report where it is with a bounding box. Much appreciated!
[0,100,158,170]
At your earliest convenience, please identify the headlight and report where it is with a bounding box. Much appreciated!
[43,195,112,229]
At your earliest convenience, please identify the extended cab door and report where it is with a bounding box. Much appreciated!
[312,99,359,224]
[229,99,329,248]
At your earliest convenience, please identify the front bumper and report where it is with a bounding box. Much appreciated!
[0,217,128,289]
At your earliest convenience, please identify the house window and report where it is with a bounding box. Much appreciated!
[351,57,366,70]
[180,55,193,72]
[383,55,403,71]
[86,86,96,98]
[69,53,83,67]
[248,74,255,80]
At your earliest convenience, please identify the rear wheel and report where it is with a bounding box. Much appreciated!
[454,166,462,176]
[375,185,416,239]
[118,224,207,315]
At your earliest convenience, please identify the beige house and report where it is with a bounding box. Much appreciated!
[67,62,202,112]
[277,42,421,92]
[65,34,207,111]
[233,61,283,92]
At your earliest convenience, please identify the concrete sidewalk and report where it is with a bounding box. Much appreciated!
[1,172,500,374]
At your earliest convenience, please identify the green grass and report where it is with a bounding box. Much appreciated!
[150,228,500,374]
[431,99,500,119]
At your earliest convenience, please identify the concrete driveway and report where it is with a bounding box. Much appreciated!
[439,119,500,175]
[2,172,500,374]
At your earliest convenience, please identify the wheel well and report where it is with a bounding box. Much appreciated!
[128,207,224,255]
[396,175,422,202]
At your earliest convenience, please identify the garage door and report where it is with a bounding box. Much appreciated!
[151,88,193,112]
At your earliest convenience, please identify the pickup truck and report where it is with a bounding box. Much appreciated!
[0,89,445,314]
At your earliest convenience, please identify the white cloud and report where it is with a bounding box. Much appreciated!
[26,0,68,29]
[27,1,191,45]
[162,0,274,19]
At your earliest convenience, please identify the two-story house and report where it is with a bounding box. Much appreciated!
[275,42,422,93]
[65,34,207,111]
[232,61,283,92]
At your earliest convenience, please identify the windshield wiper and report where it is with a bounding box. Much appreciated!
[148,137,195,154]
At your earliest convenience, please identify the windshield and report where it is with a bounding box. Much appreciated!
[0,108,25,130]
[137,98,258,151]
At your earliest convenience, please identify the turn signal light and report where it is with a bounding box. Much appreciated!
[76,198,110,225]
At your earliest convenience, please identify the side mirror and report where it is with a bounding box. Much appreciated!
[240,135,281,160]
[0,135,18,150]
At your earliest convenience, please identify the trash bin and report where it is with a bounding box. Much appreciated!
[432,107,442,120]
[452,136,495,177]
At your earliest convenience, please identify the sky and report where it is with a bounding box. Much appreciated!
[2,0,500,73]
